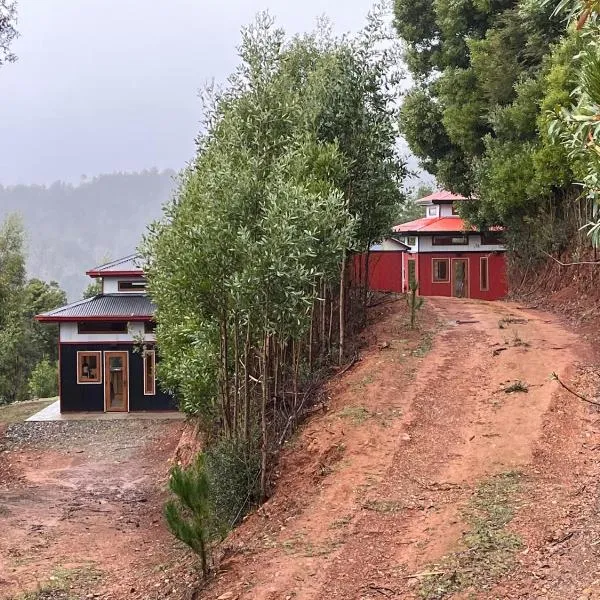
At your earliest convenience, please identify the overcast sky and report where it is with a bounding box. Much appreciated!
[0,0,387,186]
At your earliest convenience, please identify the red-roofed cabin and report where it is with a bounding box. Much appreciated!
[35,255,177,413]
[368,191,507,300]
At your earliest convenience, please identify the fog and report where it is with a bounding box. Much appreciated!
[0,0,375,185]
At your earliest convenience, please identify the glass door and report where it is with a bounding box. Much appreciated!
[452,259,469,298]
[104,351,128,412]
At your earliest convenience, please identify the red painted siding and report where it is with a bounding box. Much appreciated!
[352,252,403,293]
[416,252,507,300]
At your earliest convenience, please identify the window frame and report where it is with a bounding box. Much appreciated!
[432,258,450,283]
[481,231,504,245]
[77,321,129,334]
[407,259,416,287]
[480,256,489,292]
[407,236,416,246]
[117,279,147,292]
[427,206,438,218]
[432,235,469,246]
[143,350,156,396]
[77,351,102,384]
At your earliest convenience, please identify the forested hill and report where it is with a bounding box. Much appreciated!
[0,169,177,300]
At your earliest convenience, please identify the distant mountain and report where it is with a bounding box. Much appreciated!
[0,169,177,300]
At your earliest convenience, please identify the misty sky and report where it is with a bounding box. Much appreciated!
[0,0,384,186]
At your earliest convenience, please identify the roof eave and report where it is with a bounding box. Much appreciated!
[86,270,145,278]
[36,315,154,323]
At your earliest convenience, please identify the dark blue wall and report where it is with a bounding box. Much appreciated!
[59,343,177,412]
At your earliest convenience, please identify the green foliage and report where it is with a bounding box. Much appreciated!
[0,215,67,405]
[28,358,58,399]
[82,279,102,299]
[394,0,586,263]
[548,1,600,246]
[0,0,18,66]
[203,436,261,535]
[164,455,211,576]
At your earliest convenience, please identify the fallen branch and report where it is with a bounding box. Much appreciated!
[367,583,396,596]
[542,251,600,267]
[333,352,359,378]
[551,372,600,408]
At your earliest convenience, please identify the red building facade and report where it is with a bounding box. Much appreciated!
[369,191,508,301]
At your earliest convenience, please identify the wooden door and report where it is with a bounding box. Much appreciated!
[104,351,129,412]
[452,259,469,298]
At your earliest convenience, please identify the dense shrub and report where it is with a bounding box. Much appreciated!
[28,358,58,399]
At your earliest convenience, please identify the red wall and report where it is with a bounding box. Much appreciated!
[416,252,507,300]
[352,252,403,293]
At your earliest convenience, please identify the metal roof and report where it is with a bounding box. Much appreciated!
[393,216,472,234]
[86,254,144,277]
[415,190,473,205]
[36,294,155,322]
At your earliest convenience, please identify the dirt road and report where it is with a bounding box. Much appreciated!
[205,297,598,600]
[0,419,188,599]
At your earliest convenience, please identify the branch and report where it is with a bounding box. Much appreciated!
[542,251,600,267]
[551,372,600,407]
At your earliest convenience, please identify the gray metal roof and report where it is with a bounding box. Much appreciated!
[37,294,155,321]
[87,254,144,275]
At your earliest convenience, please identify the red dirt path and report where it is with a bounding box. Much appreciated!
[202,297,595,600]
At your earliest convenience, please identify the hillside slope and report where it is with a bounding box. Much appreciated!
[196,296,600,600]
[0,169,176,299]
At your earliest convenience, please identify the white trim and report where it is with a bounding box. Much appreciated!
[143,350,156,396]
[76,351,102,385]
[103,351,130,412]
[432,258,450,283]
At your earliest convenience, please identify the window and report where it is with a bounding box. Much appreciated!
[480,257,489,291]
[78,321,128,334]
[407,236,416,246]
[427,206,438,217]
[481,231,504,245]
[144,350,156,395]
[432,259,450,283]
[77,351,102,384]
[432,235,468,246]
[144,321,156,334]
[118,279,147,292]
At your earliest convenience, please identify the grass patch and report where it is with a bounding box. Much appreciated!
[0,399,57,425]
[498,317,527,329]
[338,405,371,425]
[362,499,404,513]
[503,381,528,394]
[413,332,433,358]
[12,564,103,600]
[510,331,530,348]
[419,472,522,600]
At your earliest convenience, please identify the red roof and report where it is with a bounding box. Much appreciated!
[393,216,472,234]
[416,190,473,204]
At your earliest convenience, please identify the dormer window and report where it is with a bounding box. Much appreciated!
[118,279,147,292]
[427,206,438,217]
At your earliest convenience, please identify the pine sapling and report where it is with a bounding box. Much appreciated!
[408,280,424,329]
[164,454,211,577]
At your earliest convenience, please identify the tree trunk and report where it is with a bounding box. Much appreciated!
[338,251,346,366]
[260,329,270,502]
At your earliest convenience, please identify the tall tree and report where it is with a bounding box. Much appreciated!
[0,0,17,66]
[143,10,406,508]
[394,0,581,264]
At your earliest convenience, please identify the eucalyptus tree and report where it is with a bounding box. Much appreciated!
[0,0,17,67]
[549,0,600,247]
[143,11,406,507]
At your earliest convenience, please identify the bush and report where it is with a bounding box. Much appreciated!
[204,435,261,536]
[28,358,58,399]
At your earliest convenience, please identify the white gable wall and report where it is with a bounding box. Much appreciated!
[102,277,146,294]
[60,321,156,343]
[419,234,505,253]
